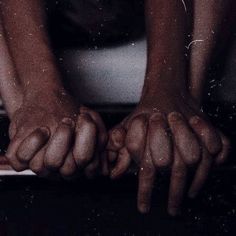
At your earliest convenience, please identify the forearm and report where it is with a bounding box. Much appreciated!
[190,0,234,101]
[0,15,22,118]
[142,0,191,101]
[0,0,63,99]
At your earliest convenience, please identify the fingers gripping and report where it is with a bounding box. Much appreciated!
[149,113,172,168]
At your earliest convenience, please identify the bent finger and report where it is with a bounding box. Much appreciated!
[215,131,231,165]
[29,148,49,177]
[80,107,107,150]
[44,118,74,170]
[189,116,222,155]
[188,148,212,198]
[149,113,172,168]
[107,126,126,152]
[110,147,131,179]
[73,114,96,168]
[17,127,50,163]
[126,114,147,163]
[168,112,201,166]
[168,148,187,216]
[6,137,27,171]
[60,152,77,178]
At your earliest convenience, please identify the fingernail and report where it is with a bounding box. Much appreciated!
[39,127,50,137]
[189,116,201,125]
[168,112,182,122]
[149,112,165,122]
[62,118,75,127]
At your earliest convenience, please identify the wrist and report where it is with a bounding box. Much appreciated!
[140,74,189,102]
[23,86,69,106]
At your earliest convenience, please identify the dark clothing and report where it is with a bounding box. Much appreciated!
[47,0,145,47]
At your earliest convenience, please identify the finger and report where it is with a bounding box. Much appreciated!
[29,148,49,177]
[126,115,147,163]
[168,112,201,165]
[100,151,109,176]
[59,152,77,178]
[149,113,172,168]
[84,158,100,179]
[107,126,126,152]
[189,116,222,155]
[110,147,131,179]
[73,114,96,168]
[80,107,107,150]
[108,150,118,163]
[137,141,156,214]
[5,137,28,171]
[215,131,231,165]
[168,148,187,216]
[188,148,212,198]
[16,127,50,163]
[44,118,74,170]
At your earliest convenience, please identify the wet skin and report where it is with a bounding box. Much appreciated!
[0,0,234,216]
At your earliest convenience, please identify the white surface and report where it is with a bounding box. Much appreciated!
[61,38,236,104]
[0,170,35,176]
[61,39,146,104]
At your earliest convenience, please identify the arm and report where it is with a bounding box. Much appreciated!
[0,0,107,177]
[190,0,235,101]
[0,14,22,118]
[0,0,63,99]
[107,0,230,216]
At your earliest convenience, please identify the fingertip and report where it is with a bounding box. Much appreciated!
[168,207,181,217]
[61,117,75,128]
[138,203,150,214]
[168,112,183,123]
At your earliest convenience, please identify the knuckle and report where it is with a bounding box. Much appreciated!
[168,112,183,123]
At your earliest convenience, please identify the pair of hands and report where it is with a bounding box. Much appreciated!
[6,91,230,216]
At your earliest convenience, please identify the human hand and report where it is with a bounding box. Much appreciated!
[106,92,230,215]
[6,90,107,178]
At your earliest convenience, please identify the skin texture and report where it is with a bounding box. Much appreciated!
[0,0,107,178]
[107,0,231,216]
[0,16,22,118]
[0,0,232,216]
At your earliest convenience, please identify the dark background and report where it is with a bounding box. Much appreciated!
[0,102,235,236]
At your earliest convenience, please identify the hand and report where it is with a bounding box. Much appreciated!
[6,90,107,178]
[106,92,230,215]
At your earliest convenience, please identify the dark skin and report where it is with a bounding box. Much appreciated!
[0,0,107,178]
[107,0,232,216]
[0,0,232,215]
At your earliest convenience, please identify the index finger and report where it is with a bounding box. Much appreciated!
[168,147,187,216]
[137,139,156,214]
